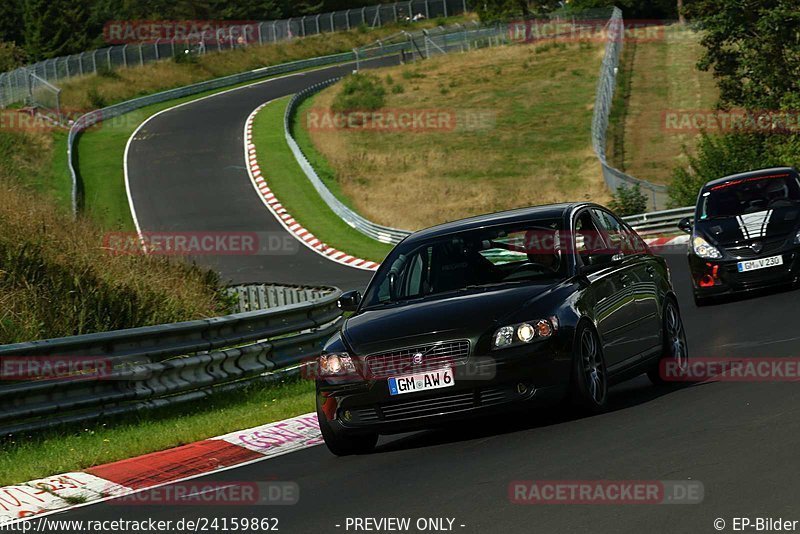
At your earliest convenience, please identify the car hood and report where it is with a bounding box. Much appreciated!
[697,206,800,246]
[343,283,559,356]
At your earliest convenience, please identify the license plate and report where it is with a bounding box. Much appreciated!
[388,368,455,396]
[737,255,784,272]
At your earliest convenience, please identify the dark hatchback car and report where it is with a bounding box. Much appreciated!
[679,167,800,306]
[316,203,689,455]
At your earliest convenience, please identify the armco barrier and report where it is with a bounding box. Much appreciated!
[0,285,341,436]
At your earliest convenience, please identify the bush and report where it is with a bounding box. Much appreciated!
[668,132,798,207]
[331,73,386,113]
[608,183,648,216]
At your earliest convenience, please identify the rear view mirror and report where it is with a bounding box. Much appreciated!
[337,290,362,312]
[678,217,693,234]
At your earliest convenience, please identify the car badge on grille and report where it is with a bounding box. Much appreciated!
[412,352,423,365]
[750,242,763,253]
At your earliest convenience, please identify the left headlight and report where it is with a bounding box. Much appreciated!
[794,230,800,244]
[692,235,722,259]
[493,317,558,349]
[318,352,357,377]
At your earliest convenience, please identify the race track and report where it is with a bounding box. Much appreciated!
[92,59,800,532]
[125,58,397,290]
[54,258,800,532]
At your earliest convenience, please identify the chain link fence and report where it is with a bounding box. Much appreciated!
[591,7,669,210]
[0,0,469,109]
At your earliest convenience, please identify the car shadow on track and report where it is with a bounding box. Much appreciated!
[372,376,711,454]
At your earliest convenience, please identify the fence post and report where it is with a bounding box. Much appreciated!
[354,48,360,71]
[301,16,306,36]
[122,45,128,67]
[258,23,263,44]
[345,11,350,31]
[78,53,84,75]
[444,0,449,18]
[154,39,160,60]
[361,7,367,26]
[106,48,112,70]
[271,21,277,42]
[316,15,321,34]
[138,44,144,66]
[330,13,335,31]
[425,0,431,19]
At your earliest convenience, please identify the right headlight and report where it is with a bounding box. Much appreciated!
[492,317,558,350]
[794,230,800,244]
[692,235,722,259]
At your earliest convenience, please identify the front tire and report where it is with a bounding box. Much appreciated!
[316,403,378,456]
[648,298,689,385]
[569,323,608,413]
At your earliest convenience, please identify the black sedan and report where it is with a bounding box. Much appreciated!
[679,167,800,306]
[316,202,688,455]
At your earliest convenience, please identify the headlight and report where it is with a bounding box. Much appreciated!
[692,235,722,259]
[318,352,356,377]
[493,317,558,349]
[794,230,800,244]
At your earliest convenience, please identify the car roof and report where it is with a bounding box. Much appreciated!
[402,202,594,244]
[702,167,799,191]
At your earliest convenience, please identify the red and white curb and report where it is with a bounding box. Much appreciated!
[244,102,380,271]
[643,234,689,248]
[0,413,322,524]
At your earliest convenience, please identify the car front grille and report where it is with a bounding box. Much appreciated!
[363,340,470,379]
[346,386,519,423]
[724,236,787,258]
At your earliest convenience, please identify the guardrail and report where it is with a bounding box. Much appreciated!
[285,79,412,245]
[0,285,341,436]
[623,206,694,235]
[283,24,508,245]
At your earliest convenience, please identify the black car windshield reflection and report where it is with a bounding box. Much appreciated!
[700,172,800,219]
[362,218,568,309]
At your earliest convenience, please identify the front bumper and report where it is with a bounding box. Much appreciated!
[688,248,800,298]
[317,339,572,435]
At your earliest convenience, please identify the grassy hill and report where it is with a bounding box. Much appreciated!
[297,40,610,231]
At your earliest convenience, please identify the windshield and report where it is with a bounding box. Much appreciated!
[700,172,800,219]
[362,218,567,308]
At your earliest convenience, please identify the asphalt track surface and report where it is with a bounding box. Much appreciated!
[54,249,800,532]
[88,62,800,533]
[126,57,399,290]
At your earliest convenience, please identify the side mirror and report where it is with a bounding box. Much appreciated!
[678,217,693,234]
[337,290,362,312]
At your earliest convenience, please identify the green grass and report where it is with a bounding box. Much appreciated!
[251,96,393,263]
[609,26,718,185]
[0,378,315,486]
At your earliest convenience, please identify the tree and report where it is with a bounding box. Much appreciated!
[23,0,91,60]
[687,0,800,111]
[0,0,24,44]
[477,1,561,23]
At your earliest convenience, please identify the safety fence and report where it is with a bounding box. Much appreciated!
[0,0,470,109]
[0,285,340,436]
[591,7,669,210]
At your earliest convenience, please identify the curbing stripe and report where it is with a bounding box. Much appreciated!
[0,413,323,525]
[243,101,380,272]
